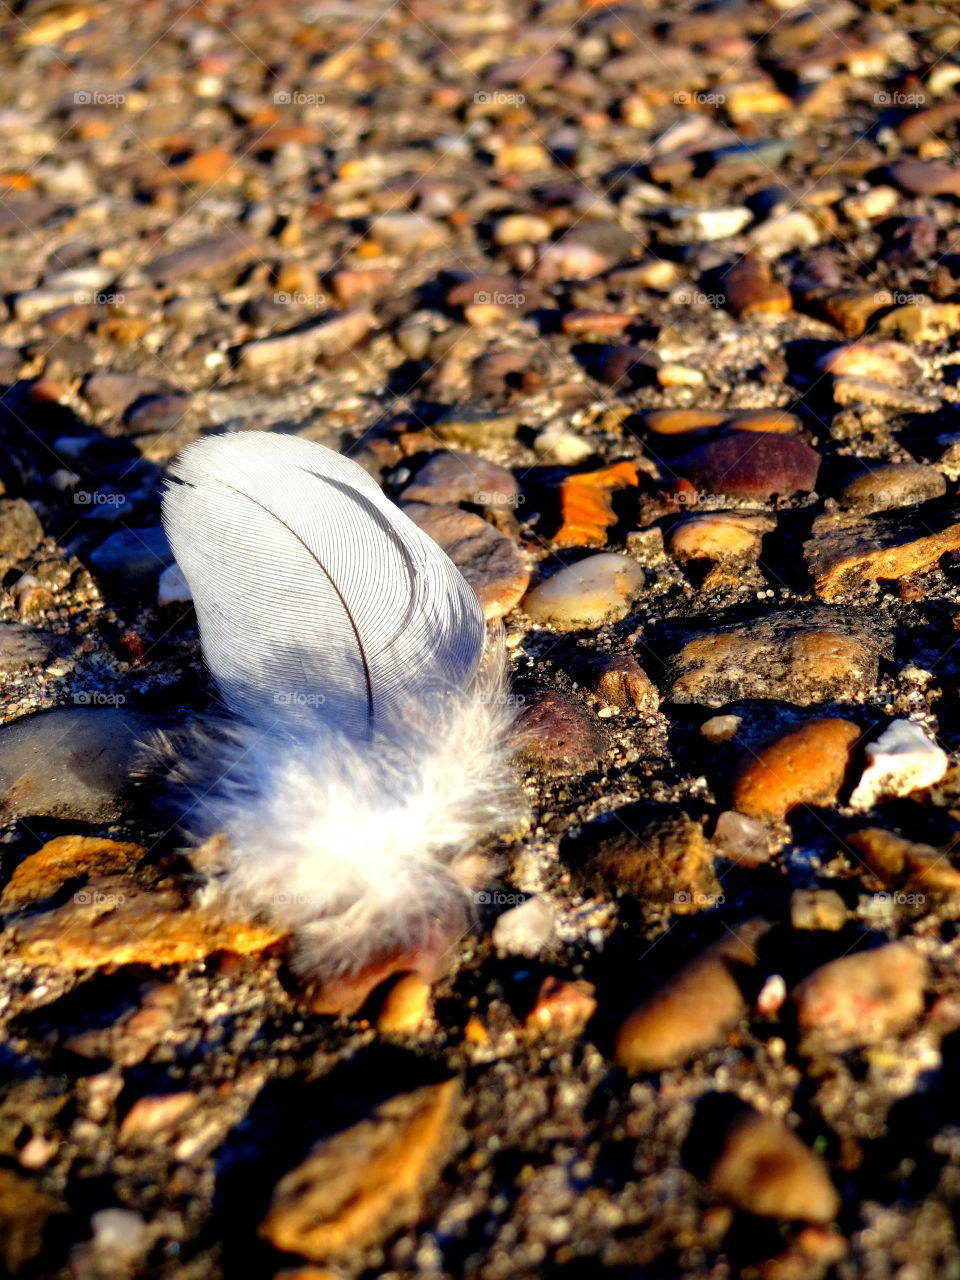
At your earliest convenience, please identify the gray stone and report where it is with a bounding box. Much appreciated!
[0,706,162,822]
[0,623,54,674]
[88,527,174,589]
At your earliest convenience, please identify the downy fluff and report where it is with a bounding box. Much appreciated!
[161,432,517,981]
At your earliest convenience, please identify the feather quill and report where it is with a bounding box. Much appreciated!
[161,432,517,983]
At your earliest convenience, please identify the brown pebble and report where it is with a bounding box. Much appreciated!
[722,255,792,318]
[889,158,960,198]
[583,814,721,913]
[404,503,528,621]
[789,889,847,931]
[592,653,659,711]
[668,513,775,563]
[6,877,284,970]
[792,942,925,1051]
[616,920,769,1072]
[376,973,432,1034]
[838,462,946,514]
[733,719,860,822]
[525,976,597,1036]
[816,340,918,385]
[821,290,893,337]
[676,431,820,500]
[518,689,606,777]
[671,614,880,707]
[119,1092,197,1142]
[260,1079,461,1261]
[847,828,960,894]
[704,1104,840,1222]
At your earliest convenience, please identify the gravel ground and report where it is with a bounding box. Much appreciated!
[2,0,960,1277]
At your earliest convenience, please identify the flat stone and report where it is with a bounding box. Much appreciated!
[401,451,520,509]
[143,233,254,285]
[89,526,174,590]
[669,611,882,706]
[260,1079,460,1262]
[668,512,775,562]
[0,499,44,560]
[702,1102,840,1222]
[5,876,284,969]
[792,942,925,1051]
[804,505,960,601]
[0,706,163,823]
[732,718,861,822]
[517,689,606,776]
[849,720,948,810]
[616,920,768,1071]
[816,341,919,385]
[522,553,646,630]
[0,835,144,911]
[675,431,820,500]
[838,462,946,513]
[236,307,375,374]
[0,622,54,674]
[403,503,528,621]
[889,158,960,197]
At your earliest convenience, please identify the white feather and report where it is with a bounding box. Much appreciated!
[161,432,517,983]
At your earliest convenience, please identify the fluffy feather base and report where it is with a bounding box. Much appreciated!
[155,644,519,982]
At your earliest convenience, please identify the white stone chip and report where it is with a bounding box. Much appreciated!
[492,895,556,957]
[850,719,948,810]
[157,560,192,606]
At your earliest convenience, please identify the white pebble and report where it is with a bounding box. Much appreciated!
[850,719,948,810]
[492,895,556,956]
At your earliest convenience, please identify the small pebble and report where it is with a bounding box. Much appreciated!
[522,553,645,630]
[849,720,949,810]
[701,1101,840,1222]
[616,920,768,1072]
[732,718,861,822]
[789,889,847,932]
[792,943,926,1051]
[492,896,556,957]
